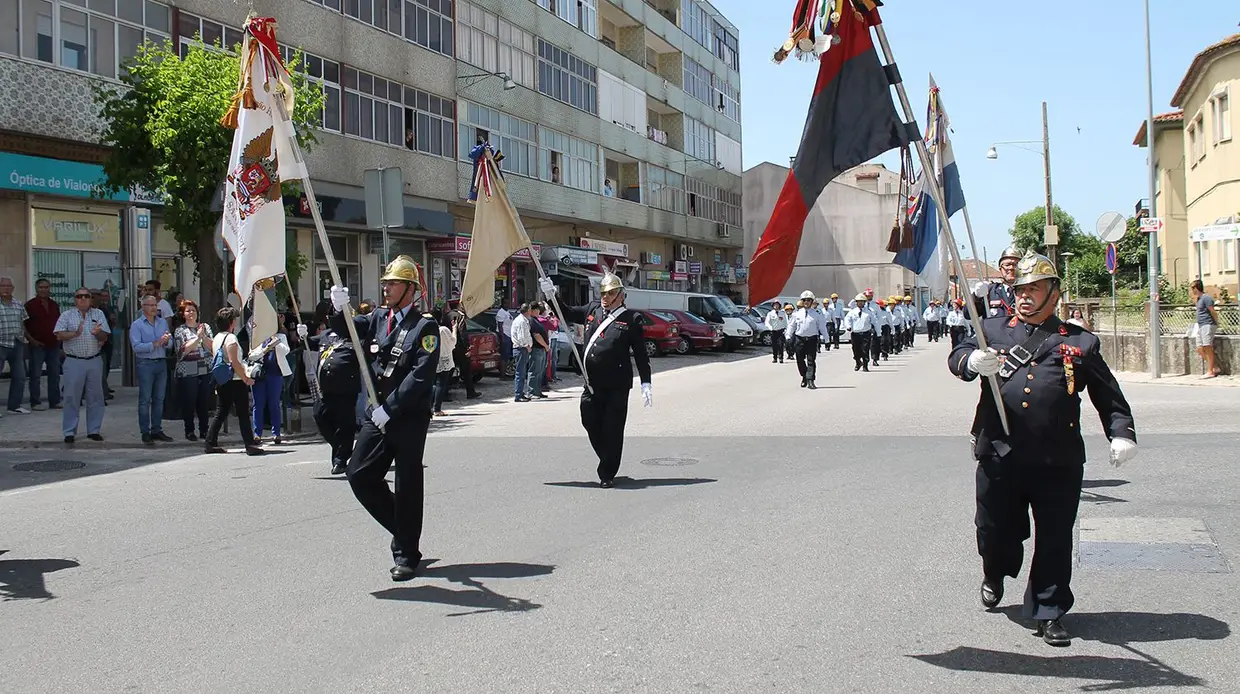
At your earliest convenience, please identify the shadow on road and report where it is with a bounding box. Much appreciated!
[911,609,1230,690]
[0,550,80,601]
[371,560,555,617]
[543,476,717,490]
[1082,479,1131,489]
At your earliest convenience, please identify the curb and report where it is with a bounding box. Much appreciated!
[1115,373,1239,388]
[2,429,322,451]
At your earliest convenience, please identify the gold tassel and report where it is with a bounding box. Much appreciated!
[220,39,258,129]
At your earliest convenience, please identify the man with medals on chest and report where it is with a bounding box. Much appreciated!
[973,246,1023,318]
[949,251,1138,646]
[539,272,651,489]
[328,256,440,581]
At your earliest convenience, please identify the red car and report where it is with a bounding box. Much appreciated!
[640,311,681,358]
[463,318,501,380]
[658,310,724,354]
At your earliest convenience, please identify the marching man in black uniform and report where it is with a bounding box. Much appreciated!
[949,251,1137,646]
[329,256,439,581]
[973,245,1022,318]
[539,273,652,489]
[314,325,361,475]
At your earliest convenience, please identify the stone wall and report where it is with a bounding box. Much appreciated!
[1098,333,1237,375]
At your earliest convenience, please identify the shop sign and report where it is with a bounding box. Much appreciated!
[645,253,663,265]
[713,250,723,263]
[426,235,541,260]
[579,237,629,257]
[545,246,599,266]
[646,270,670,281]
[1,152,165,204]
[735,267,748,280]
[670,272,688,281]
[688,261,702,274]
[673,260,688,274]
[541,261,559,276]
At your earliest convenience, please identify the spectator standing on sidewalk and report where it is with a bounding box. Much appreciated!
[527,302,550,398]
[510,303,533,402]
[451,310,480,400]
[54,287,109,443]
[145,279,174,319]
[249,326,293,444]
[432,310,457,416]
[545,309,561,383]
[0,276,31,415]
[172,299,214,441]
[1192,280,1223,378]
[495,304,512,374]
[205,306,262,456]
[130,296,173,444]
[24,278,61,411]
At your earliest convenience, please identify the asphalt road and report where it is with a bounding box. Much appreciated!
[2,341,1237,693]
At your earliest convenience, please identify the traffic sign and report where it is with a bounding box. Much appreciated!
[1105,243,1118,274]
[1139,216,1164,234]
[1097,212,1126,243]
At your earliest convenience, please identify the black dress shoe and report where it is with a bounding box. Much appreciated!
[600,479,615,489]
[87,434,103,442]
[142,434,153,445]
[64,435,75,444]
[1037,619,1071,646]
[330,461,347,475]
[152,432,174,443]
[854,364,861,371]
[980,578,1003,608]
[186,433,198,442]
[800,380,807,388]
[807,382,817,390]
[390,565,418,582]
[204,446,227,454]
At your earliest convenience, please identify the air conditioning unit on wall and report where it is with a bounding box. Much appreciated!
[716,224,730,239]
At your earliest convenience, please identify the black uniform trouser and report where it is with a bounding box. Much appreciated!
[906,326,914,347]
[949,326,966,348]
[785,335,796,360]
[348,412,431,568]
[880,326,892,357]
[795,335,819,382]
[315,392,357,468]
[581,387,630,482]
[454,353,478,396]
[851,331,870,368]
[975,456,1083,621]
[770,332,785,361]
[831,321,842,349]
[869,329,882,363]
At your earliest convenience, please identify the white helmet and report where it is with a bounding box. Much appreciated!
[799,290,815,300]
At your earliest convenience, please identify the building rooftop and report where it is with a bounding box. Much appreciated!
[1132,110,1185,147]
[1170,33,1240,107]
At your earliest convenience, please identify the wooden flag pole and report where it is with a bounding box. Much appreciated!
[873,24,1010,435]
[270,98,379,409]
[929,83,986,299]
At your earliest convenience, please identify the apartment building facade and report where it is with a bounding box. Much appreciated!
[0,0,744,312]
[1133,111,1189,287]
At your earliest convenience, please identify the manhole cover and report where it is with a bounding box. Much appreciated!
[640,457,698,467]
[13,460,87,472]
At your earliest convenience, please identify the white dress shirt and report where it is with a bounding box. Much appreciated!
[785,308,830,340]
[844,306,872,333]
[764,309,788,332]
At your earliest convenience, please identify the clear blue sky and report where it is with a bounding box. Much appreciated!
[719,0,1238,266]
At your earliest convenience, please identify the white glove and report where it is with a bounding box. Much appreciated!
[296,323,308,339]
[370,405,390,432]
[972,281,989,299]
[967,348,1001,376]
[330,285,350,312]
[1110,438,1137,468]
[641,383,652,408]
[538,278,558,299]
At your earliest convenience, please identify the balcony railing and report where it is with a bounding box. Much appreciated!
[648,126,668,145]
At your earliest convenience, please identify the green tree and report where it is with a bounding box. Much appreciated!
[1007,205,1094,256]
[93,38,323,314]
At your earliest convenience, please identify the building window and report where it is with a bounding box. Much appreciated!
[1211,87,1231,144]
[177,13,243,56]
[1224,239,1236,272]
[537,39,598,115]
[4,0,171,77]
[533,0,597,38]
[712,19,738,72]
[279,46,342,133]
[714,76,740,123]
[539,125,598,192]
[457,101,538,178]
[401,0,454,56]
[1189,113,1205,163]
[684,116,715,164]
[685,177,740,227]
[647,164,685,214]
[680,0,713,50]
[457,2,536,89]
[340,65,454,156]
[683,56,712,106]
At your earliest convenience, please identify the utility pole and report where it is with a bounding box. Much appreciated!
[1144,0,1162,378]
[1042,101,1056,271]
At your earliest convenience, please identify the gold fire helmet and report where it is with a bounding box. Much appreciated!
[380,255,423,286]
[1013,250,1060,287]
[999,246,1023,262]
[599,272,624,294]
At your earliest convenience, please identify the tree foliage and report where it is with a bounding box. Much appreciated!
[93,37,323,313]
[1008,207,1152,299]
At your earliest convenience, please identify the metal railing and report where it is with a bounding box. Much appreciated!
[1080,303,1240,336]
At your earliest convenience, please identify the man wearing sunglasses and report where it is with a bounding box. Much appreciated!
[53,288,110,443]
[972,246,1022,318]
[539,272,651,489]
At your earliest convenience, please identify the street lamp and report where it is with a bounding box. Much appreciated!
[457,70,516,91]
[986,102,1056,271]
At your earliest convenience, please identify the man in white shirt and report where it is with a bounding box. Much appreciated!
[764,303,789,363]
[145,279,174,319]
[784,291,830,389]
[945,299,968,347]
[508,304,533,402]
[923,300,942,342]
[55,287,111,443]
[824,293,843,350]
[495,305,512,372]
[843,293,874,372]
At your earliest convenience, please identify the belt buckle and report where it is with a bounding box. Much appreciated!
[1008,344,1032,364]
[998,359,1018,379]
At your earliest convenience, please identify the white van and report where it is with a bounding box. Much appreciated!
[624,289,753,351]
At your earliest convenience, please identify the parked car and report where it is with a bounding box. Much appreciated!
[461,317,502,381]
[623,289,752,351]
[656,310,724,354]
[472,308,579,376]
[641,310,682,357]
[739,307,773,346]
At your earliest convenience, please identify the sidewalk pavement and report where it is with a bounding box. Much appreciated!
[1115,370,1239,387]
[0,382,321,449]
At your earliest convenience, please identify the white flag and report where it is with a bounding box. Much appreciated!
[220,18,300,345]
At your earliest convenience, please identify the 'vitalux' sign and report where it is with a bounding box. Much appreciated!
[1,152,163,204]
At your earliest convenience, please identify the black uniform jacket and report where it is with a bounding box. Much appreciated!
[948,315,1136,465]
[561,302,652,391]
[330,306,438,419]
[974,282,1016,319]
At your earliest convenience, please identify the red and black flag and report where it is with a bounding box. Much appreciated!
[748,1,907,304]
